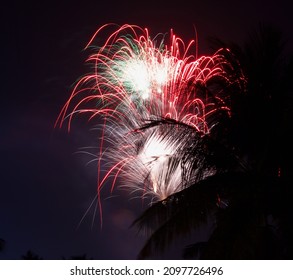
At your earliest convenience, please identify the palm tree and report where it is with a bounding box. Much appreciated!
[131,23,293,260]
[131,92,247,259]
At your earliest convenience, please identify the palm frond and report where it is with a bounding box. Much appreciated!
[133,172,248,259]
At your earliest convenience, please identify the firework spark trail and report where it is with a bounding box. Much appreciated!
[56,23,243,212]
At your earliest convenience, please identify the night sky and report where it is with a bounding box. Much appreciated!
[1,0,292,260]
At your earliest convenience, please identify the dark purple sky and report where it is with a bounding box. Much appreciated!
[1,0,292,259]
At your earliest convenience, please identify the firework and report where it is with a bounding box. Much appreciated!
[56,23,242,209]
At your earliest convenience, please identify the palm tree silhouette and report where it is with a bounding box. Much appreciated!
[131,23,293,260]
